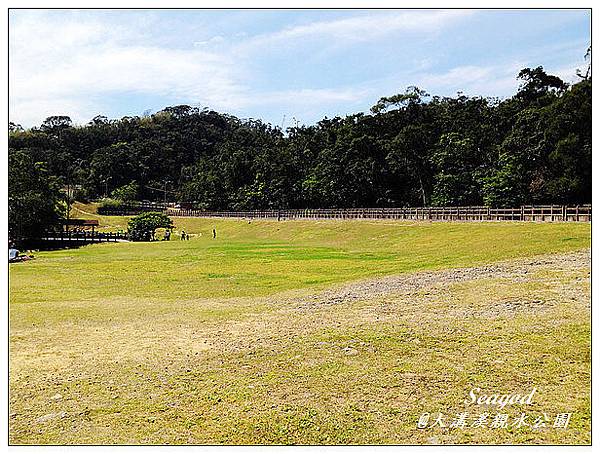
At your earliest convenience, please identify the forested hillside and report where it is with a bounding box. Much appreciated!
[9,66,591,212]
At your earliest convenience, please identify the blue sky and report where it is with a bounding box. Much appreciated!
[9,9,590,128]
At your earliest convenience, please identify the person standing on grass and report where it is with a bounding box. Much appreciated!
[213,228,216,239]
[164,229,170,241]
[181,230,186,241]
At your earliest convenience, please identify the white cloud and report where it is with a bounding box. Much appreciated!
[13,10,583,128]
[371,58,585,106]
[415,63,524,97]
[241,87,368,108]
[11,97,101,128]
[9,12,247,126]
[552,63,587,84]
[235,10,473,52]
[13,11,432,127]
[193,36,225,47]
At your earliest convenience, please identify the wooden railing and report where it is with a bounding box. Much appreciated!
[161,204,591,222]
[97,204,591,222]
[42,230,129,243]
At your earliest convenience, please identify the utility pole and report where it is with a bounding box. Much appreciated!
[102,176,112,198]
[162,179,171,205]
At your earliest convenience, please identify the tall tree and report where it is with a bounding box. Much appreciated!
[9,149,63,242]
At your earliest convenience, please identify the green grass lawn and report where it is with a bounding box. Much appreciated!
[12,205,591,303]
[9,210,591,444]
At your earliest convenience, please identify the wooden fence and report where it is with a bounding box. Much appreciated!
[97,204,591,222]
[159,204,591,222]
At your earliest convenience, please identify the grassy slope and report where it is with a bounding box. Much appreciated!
[9,206,591,444]
[11,203,591,304]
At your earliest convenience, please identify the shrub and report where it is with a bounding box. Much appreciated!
[127,212,174,242]
[97,198,124,215]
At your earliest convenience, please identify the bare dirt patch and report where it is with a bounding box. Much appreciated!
[292,250,590,311]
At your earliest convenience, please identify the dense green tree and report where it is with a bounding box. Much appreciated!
[9,149,63,242]
[431,133,483,206]
[111,181,140,202]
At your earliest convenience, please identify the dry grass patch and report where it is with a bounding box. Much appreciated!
[10,249,590,444]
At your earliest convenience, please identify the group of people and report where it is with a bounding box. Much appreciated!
[176,229,216,241]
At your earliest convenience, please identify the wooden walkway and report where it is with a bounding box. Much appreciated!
[41,231,129,245]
